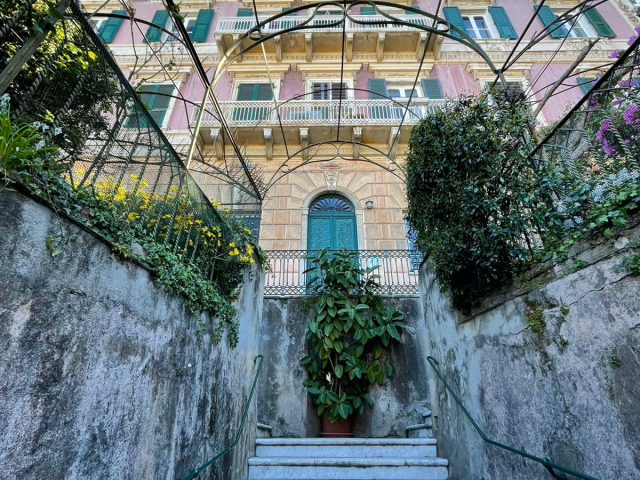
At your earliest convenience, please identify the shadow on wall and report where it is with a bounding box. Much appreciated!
[258,296,432,438]
[419,224,640,480]
[0,190,264,480]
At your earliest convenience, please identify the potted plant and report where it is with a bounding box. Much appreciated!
[300,248,406,436]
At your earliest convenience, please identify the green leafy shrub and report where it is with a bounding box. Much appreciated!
[300,248,405,422]
[0,101,262,347]
[405,91,561,311]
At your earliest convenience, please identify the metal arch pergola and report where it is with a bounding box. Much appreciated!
[92,0,622,203]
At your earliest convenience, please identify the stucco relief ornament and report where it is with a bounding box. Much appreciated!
[325,171,339,190]
[320,161,345,170]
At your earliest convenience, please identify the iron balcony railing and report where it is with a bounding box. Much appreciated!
[193,98,446,128]
[264,250,423,296]
[216,13,430,34]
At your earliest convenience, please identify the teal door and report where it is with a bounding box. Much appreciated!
[307,194,357,251]
[307,194,357,289]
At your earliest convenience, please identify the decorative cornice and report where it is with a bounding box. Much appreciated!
[614,0,640,26]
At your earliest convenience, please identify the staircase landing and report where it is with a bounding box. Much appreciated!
[248,438,449,480]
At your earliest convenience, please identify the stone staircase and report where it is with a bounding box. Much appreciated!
[248,412,448,479]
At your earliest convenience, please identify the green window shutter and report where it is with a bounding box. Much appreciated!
[421,79,443,99]
[99,10,126,43]
[236,84,256,101]
[583,6,615,38]
[235,8,253,29]
[578,77,596,94]
[281,7,296,29]
[149,85,174,125]
[360,6,376,15]
[368,78,388,99]
[534,5,567,39]
[146,10,169,42]
[190,9,214,42]
[132,85,174,127]
[443,6,466,38]
[488,6,517,39]
[255,84,274,101]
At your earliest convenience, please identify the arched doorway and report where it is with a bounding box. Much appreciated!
[307,193,357,251]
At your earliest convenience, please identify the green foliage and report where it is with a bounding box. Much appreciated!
[0,1,118,157]
[1,106,259,348]
[609,356,621,368]
[300,248,405,423]
[0,98,56,175]
[623,240,640,275]
[406,91,562,311]
[524,298,545,334]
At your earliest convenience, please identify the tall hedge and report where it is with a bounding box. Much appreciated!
[405,91,560,311]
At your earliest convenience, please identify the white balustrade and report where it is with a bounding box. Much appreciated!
[216,14,429,34]
[193,98,446,127]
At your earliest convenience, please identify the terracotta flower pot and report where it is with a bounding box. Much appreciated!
[320,410,354,437]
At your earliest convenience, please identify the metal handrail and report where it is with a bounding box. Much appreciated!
[177,355,264,480]
[426,357,599,480]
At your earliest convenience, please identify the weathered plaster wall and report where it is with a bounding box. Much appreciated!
[258,297,431,438]
[420,229,640,480]
[530,63,584,123]
[0,190,264,480]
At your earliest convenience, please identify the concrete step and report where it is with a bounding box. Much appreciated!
[405,424,433,439]
[256,438,438,458]
[248,457,449,480]
[257,423,273,439]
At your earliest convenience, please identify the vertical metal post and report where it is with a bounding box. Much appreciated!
[280,250,287,297]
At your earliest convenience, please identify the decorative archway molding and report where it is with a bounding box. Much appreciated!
[301,186,366,251]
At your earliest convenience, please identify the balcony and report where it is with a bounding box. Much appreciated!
[264,250,423,296]
[215,14,437,62]
[194,98,445,159]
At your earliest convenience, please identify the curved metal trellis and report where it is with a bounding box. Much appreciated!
[88,0,630,199]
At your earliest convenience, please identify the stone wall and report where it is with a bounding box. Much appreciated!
[0,190,264,480]
[420,227,640,480]
[258,296,431,438]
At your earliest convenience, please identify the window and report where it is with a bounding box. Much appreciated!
[387,85,422,99]
[463,15,491,39]
[91,18,107,33]
[311,82,348,100]
[125,84,175,128]
[163,17,196,42]
[232,83,274,121]
[535,5,615,39]
[564,15,596,38]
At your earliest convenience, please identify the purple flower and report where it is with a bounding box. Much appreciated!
[625,139,631,145]
[603,139,617,156]
[620,79,631,87]
[596,120,610,142]
[609,50,620,58]
[623,104,638,125]
[612,97,624,107]
[629,35,638,46]
[635,26,640,35]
